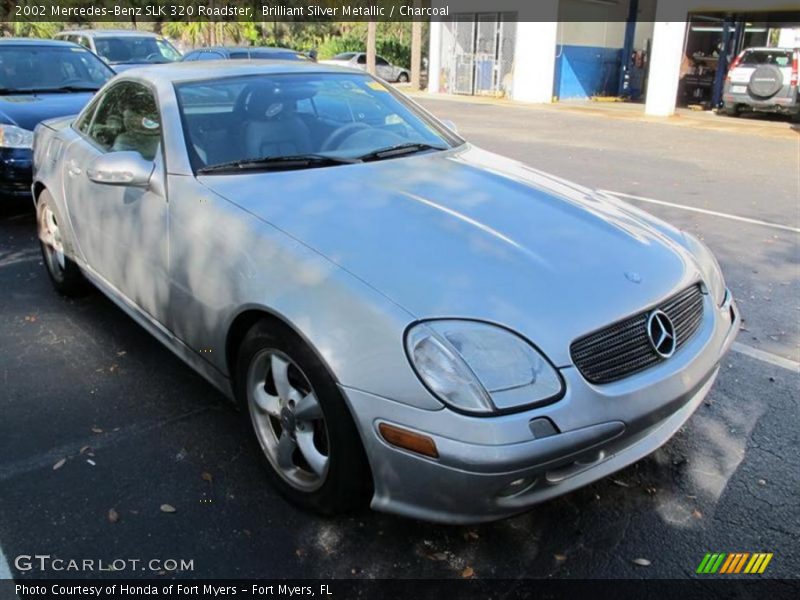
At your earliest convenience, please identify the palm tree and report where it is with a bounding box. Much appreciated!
[366,20,376,75]
[9,21,61,40]
[411,11,422,89]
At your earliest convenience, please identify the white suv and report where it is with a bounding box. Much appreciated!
[723,47,799,119]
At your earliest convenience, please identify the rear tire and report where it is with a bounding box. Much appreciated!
[397,72,409,83]
[722,103,740,117]
[235,319,371,515]
[36,190,90,297]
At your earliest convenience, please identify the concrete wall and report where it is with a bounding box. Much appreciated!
[778,27,800,47]
[428,0,560,103]
[429,0,797,115]
[554,1,656,100]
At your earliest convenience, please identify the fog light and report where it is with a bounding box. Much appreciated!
[498,476,536,497]
[378,423,439,458]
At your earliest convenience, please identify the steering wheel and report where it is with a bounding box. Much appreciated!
[320,122,371,152]
[145,53,162,62]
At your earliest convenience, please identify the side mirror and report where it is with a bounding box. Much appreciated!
[87,151,154,187]
[441,119,458,134]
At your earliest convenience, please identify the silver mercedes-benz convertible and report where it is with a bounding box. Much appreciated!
[32,61,739,523]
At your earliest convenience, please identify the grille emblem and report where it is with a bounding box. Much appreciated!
[647,310,676,358]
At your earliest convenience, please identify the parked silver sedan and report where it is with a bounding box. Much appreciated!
[321,52,409,82]
[32,62,740,523]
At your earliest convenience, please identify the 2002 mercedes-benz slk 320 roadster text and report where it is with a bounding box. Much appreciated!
[32,62,740,523]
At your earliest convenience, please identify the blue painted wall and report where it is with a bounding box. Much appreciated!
[555,45,623,100]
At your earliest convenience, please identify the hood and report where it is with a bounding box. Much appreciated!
[0,92,95,131]
[200,146,701,365]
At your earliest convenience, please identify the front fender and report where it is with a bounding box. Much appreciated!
[166,176,443,411]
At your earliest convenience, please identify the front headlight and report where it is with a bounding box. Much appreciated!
[0,124,34,149]
[683,232,726,306]
[405,320,563,415]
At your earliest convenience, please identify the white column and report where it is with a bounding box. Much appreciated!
[427,20,442,94]
[511,22,559,104]
[644,21,687,116]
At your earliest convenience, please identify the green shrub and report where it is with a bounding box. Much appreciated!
[317,35,363,60]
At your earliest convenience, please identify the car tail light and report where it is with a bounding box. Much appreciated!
[726,51,745,81]
[792,52,799,87]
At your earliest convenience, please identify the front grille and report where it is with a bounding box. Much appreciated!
[570,285,705,384]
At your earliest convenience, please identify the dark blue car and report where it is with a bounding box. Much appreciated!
[0,39,114,199]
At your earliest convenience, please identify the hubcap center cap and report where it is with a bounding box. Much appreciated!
[280,406,296,435]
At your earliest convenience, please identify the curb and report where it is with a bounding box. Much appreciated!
[404,90,798,140]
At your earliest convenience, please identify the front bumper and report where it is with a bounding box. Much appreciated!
[342,289,740,523]
[0,147,33,198]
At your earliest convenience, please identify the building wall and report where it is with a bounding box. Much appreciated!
[428,0,561,103]
[554,0,656,100]
[778,27,800,47]
[429,0,798,117]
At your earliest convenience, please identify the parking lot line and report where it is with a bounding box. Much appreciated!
[601,190,800,234]
[732,342,800,373]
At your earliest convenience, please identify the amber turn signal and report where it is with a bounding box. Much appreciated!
[378,423,439,458]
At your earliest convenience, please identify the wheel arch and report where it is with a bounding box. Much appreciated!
[225,306,342,394]
[32,181,47,204]
[225,305,375,494]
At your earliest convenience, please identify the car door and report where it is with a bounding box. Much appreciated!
[62,80,170,323]
[375,56,395,81]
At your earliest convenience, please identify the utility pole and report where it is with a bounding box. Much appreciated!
[366,21,377,75]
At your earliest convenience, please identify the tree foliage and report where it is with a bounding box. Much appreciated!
[0,16,427,66]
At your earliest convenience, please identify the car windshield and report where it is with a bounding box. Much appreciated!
[94,36,181,65]
[176,72,462,173]
[0,45,113,93]
[332,53,357,60]
[740,50,792,67]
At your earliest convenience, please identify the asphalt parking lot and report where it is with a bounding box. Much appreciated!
[0,99,798,581]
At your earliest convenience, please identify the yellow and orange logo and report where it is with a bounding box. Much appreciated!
[696,552,773,574]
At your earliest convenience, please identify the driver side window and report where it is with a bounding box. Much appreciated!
[84,82,161,161]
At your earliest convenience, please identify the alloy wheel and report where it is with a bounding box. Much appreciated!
[246,349,330,491]
[39,204,66,275]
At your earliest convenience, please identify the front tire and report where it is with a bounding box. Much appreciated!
[235,319,371,514]
[36,190,89,297]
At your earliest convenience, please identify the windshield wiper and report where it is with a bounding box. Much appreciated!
[197,154,361,175]
[356,142,447,163]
